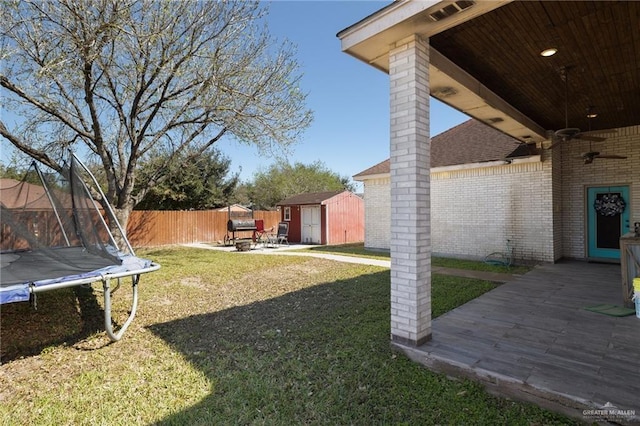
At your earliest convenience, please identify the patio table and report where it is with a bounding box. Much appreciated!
[264,233,278,248]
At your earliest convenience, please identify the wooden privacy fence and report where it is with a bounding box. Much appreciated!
[127,210,280,247]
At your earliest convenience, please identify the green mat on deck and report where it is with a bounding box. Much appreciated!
[584,304,636,317]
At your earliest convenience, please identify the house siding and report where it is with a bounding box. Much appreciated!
[324,191,364,245]
[282,205,302,243]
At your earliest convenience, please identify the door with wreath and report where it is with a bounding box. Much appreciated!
[587,186,630,260]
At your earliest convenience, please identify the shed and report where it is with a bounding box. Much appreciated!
[277,190,364,245]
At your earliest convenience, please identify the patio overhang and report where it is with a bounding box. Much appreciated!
[338,0,640,144]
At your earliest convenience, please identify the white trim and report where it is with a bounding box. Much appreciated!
[325,204,329,245]
[339,0,510,53]
[356,155,541,181]
[353,172,388,181]
[338,0,440,49]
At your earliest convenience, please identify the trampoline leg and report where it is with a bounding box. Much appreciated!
[103,275,140,342]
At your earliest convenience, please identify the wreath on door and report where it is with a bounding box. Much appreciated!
[594,193,626,217]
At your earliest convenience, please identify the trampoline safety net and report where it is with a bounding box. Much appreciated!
[0,153,159,341]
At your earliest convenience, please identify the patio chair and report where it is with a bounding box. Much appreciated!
[276,222,289,246]
[253,219,265,243]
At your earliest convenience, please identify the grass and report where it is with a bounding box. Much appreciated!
[304,243,533,274]
[432,257,532,275]
[0,247,576,425]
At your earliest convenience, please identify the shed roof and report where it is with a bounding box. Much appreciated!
[353,119,537,178]
[277,190,345,206]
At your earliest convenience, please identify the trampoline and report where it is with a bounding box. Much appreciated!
[1,153,159,341]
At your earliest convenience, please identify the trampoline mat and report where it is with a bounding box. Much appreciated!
[1,246,118,287]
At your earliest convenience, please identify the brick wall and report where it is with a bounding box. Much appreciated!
[551,142,564,261]
[359,124,639,263]
[361,158,556,263]
[362,177,391,250]
[560,125,640,259]
[430,159,555,262]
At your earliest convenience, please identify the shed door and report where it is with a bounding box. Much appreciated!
[587,186,630,260]
[301,206,321,244]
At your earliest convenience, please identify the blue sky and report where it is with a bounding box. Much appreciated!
[1,1,470,189]
[217,1,469,190]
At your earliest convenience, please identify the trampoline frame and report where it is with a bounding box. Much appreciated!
[27,262,160,341]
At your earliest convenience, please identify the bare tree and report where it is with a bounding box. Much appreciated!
[0,0,312,231]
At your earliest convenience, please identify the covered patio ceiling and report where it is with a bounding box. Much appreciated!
[338,1,640,145]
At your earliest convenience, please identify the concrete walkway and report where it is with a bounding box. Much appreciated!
[183,242,516,283]
[257,251,515,283]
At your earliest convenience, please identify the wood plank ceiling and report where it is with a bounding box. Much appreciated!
[430,1,640,134]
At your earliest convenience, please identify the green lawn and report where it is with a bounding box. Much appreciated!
[0,247,574,425]
[304,243,533,274]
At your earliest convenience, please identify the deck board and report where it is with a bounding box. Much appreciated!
[397,260,640,424]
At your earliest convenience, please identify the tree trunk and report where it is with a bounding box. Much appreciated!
[110,206,132,252]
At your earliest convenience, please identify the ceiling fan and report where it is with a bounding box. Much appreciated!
[575,106,627,164]
[547,66,610,149]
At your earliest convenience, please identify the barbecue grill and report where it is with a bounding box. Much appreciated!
[225,219,257,246]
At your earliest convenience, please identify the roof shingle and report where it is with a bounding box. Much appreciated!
[354,119,537,178]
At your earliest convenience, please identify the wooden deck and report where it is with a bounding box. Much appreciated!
[396,261,640,424]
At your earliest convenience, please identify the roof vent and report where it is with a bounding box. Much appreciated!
[429,1,475,22]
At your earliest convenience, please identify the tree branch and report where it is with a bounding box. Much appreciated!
[0,75,93,140]
[0,121,61,173]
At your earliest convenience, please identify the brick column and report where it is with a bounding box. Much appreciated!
[389,35,431,347]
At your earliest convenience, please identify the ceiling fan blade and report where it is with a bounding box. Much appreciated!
[594,154,627,159]
[581,128,617,136]
[575,134,607,142]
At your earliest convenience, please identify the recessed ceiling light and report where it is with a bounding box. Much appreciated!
[540,48,558,57]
